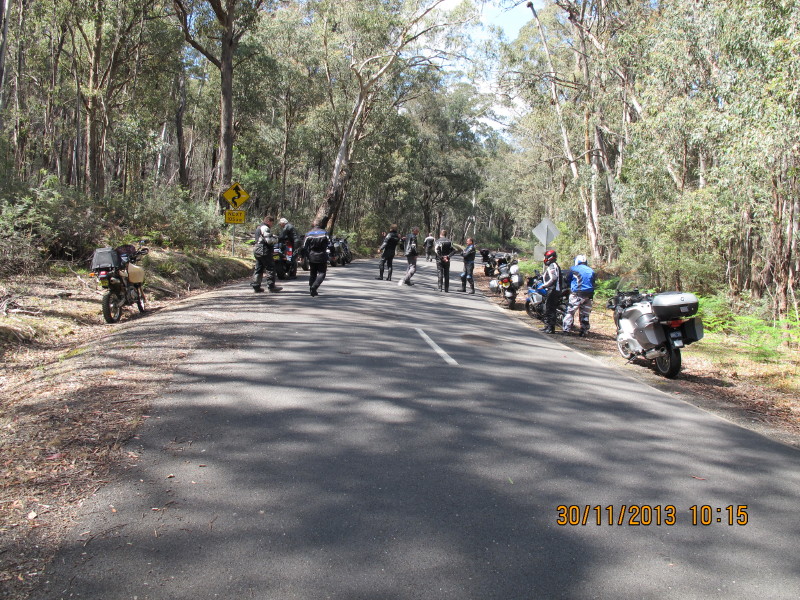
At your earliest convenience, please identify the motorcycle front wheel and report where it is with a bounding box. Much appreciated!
[301,257,309,271]
[102,291,124,323]
[525,301,538,319]
[135,286,145,313]
[655,346,682,378]
[616,335,635,360]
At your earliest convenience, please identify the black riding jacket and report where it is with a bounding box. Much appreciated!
[380,231,401,258]
[303,228,331,263]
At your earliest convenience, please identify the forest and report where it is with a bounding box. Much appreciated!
[0,0,798,326]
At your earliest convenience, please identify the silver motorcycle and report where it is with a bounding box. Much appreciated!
[608,289,704,378]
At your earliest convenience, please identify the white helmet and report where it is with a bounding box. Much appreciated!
[574,254,587,266]
[279,218,288,225]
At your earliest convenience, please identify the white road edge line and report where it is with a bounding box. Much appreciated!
[415,327,458,366]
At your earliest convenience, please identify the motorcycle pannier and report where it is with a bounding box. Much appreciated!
[91,247,120,270]
[652,292,699,320]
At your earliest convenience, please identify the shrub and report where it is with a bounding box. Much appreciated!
[697,294,735,333]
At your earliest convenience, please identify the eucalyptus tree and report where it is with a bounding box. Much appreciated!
[171,0,275,205]
[398,77,486,238]
[307,0,477,231]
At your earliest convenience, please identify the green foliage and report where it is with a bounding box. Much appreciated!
[593,277,620,301]
[697,294,736,333]
[730,315,800,363]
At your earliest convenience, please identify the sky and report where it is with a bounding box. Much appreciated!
[477,1,529,42]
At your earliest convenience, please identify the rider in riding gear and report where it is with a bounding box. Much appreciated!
[540,249,561,333]
[435,230,456,292]
[252,215,283,293]
[423,233,435,261]
[376,225,401,281]
[303,221,332,296]
[460,238,476,294]
[278,217,299,273]
[563,254,595,337]
[400,227,420,286]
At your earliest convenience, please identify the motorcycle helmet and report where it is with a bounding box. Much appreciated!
[574,254,587,266]
[543,249,557,265]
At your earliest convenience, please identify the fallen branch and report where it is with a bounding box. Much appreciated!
[147,285,180,297]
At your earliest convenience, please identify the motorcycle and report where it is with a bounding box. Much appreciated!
[479,248,493,276]
[488,254,522,308]
[273,242,298,280]
[297,235,310,271]
[330,236,352,266]
[524,271,569,324]
[337,237,353,264]
[525,271,569,326]
[608,289,704,378]
[90,243,149,323]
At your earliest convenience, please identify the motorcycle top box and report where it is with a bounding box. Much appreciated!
[91,247,121,270]
[651,292,699,320]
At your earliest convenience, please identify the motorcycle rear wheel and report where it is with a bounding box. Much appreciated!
[616,335,635,360]
[506,296,516,309]
[301,257,309,271]
[102,291,124,323]
[655,346,682,378]
[276,262,287,280]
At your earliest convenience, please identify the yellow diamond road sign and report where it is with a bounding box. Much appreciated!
[222,182,250,208]
[225,210,246,224]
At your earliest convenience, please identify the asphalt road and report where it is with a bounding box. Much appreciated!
[35,258,800,599]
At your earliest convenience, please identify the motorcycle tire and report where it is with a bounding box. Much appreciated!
[525,301,539,319]
[301,257,309,271]
[102,291,124,323]
[289,263,298,279]
[616,335,635,360]
[655,346,682,378]
[506,296,516,309]
[276,262,287,280]
[135,286,146,313]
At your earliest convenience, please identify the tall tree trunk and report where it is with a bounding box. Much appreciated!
[175,65,189,188]
[218,20,235,206]
[0,0,12,125]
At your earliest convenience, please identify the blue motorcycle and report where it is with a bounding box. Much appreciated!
[524,271,568,324]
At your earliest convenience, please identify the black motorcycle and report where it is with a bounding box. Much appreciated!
[336,237,352,264]
[90,244,149,323]
[330,236,352,266]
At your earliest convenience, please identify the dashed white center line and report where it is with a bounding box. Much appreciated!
[415,327,458,366]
